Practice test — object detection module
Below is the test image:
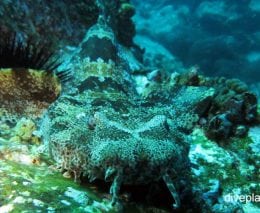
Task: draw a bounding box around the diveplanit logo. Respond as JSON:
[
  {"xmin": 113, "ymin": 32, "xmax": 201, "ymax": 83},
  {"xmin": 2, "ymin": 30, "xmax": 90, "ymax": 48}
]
[{"xmin": 224, "ymin": 193, "xmax": 260, "ymax": 204}]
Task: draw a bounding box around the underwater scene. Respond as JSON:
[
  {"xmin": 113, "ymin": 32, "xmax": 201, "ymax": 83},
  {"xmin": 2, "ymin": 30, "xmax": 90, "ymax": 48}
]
[{"xmin": 0, "ymin": 0, "xmax": 259, "ymax": 212}]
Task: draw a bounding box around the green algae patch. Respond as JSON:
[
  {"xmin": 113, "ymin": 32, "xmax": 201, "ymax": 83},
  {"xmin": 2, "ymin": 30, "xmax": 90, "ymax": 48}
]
[
  {"xmin": 227, "ymin": 136, "xmax": 253, "ymax": 151},
  {"xmin": 0, "ymin": 116, "xmax": 114, "ymax": 212},
  {"xmin": 191, "ymin": 128, "xmax": 214, "ymax": 149},
  {"xmin": 0, "ymin": 125, "xmax": 115, "ymax": 213},
  {"xmin": 257, "ymin": 104, "xmax": 260, "ymax": 123},
  {"xmin": 190, "ymin": 128, "xmax": 260, "ymax": 209},
  {"xmin": 0, "ymin": 158, "xmax": 114, "ymax": 212}
]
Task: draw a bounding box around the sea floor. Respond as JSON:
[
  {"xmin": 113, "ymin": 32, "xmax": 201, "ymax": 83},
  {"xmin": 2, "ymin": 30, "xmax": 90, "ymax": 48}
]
[{"xmin": 0, "ymin": 116, "xmax": 259, "ymax": 212}]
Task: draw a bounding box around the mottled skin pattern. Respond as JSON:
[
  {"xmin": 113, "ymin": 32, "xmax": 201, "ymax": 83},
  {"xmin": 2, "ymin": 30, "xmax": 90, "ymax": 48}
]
[
  {"xmin": 43, "ymin": 22, "xmax": 213, "ymax": 209},
  {"xmin": 0, "ymin": 1, "xmax": 257, "ymax": 211}
]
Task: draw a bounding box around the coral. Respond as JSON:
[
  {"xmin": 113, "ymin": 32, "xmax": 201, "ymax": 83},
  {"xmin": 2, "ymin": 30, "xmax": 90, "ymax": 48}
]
[
  {"xmin": 100, "ymin": 0, "xmax": 136, "ymax": 47},
  {"xmin": 10, "ymin": 118, "xmax": 40, "ymax": 144},
  {"xmin": 190, "ymin": 128, "xmax": 259, "ymax": 212},
  {"xmin": 204, "ymin": 78, "xmax": 258, "ymax": 139},
  {"xmin": 249, "ymin": 126, "xmax": 260, "ymax": 155},
  {"xmin": 0, "ymin": 0, "xmax": 99, "ymax": 47},
  {"xmin": 172, "ymin": 71, "xmax": 258, "ymax": 140},
  {"xmin": 0, "ymin": 68, "xmax": 61, "ymax": 117},
  {"xmin": 0, "ymin": 0, "xmax": 137, "ymax": 51},
  {"xmin": 0, "ymin": 33, "xmax": 71, "ymax": 117},
  {"xmin": 116, "ymin": 1, "xmax": 136, "ymax": 47}
]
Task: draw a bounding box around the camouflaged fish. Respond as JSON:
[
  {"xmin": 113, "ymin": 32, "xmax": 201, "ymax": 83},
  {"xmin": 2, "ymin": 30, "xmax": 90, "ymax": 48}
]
[{"xmin": 40, "ymin": 22, "xmax": 215, "ymax": 209}]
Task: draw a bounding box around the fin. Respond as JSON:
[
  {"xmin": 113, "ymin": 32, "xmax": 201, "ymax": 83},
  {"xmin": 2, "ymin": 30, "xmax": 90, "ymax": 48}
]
[
  {"xmin": 110, "ymin": 174, "xmax": 123, "ymax": 206},
  {"xmin": 88, "ymin": 174, "xmax": 97, "ymax": 183},
  {"xmin": 163, "ymin": 173, "xmax": 181, "ymax": 209},
  {"xmin": 105, "ymin": 167, "xmax": 116, "ymax": 181}
]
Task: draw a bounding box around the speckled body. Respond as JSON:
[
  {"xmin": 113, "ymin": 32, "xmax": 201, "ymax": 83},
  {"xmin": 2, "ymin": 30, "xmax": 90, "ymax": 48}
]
[{"xmin": 43, "ymin": 21, "xmax": 213, "ymax": 207}]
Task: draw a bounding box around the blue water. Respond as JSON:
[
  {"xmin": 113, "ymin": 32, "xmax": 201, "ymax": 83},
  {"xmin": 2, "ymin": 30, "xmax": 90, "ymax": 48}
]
[{"xmin": 132, "ymin": 0, "xmax": 260, "ymax": 89}]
